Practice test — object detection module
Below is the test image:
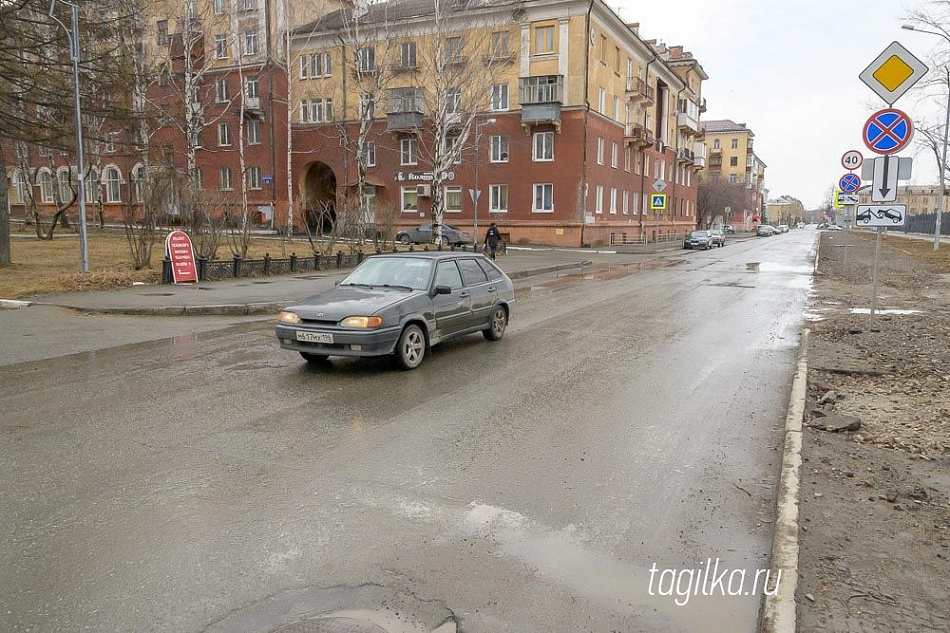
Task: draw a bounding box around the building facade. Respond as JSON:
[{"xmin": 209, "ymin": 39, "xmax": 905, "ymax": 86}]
[
  {"xmin": 856, "ymin": 185, "xmax": 943, "ymax": 217},
  {"xmin": 289, "ymin": 0, "xmax": 708, "ymax": 246},
  {"xmin": 700, "ymin": 119, "xmax": 765, "ymax": 230},
  {"xmin": 765, "ymin": 195, "xmax": 804, "ymax": 225}
]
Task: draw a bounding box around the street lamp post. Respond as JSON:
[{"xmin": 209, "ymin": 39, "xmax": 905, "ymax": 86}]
[
  {"xmin": 472, "ymin": 118, "xmax": 496, "ymax": 248},
  {"xmin": 903, "ymin": 24, "xmax": 948, "ymax": 250},
  {"xmin": 49, "ymin": 0, "xmax": 89, "ymax": 272}
]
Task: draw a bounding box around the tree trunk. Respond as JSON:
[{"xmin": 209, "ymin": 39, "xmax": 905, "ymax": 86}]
[{"xmin": 0, "ymin": 140, "xmax": 11, "ymax": 265}]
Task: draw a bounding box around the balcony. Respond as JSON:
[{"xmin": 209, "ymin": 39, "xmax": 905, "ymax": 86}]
[
  {"xmin": 692, "ymin": 142, "xmax": 707, "ymax": 169},
  {"xmin": 482, "ymin": 52, "xmax": 517, "ymax": 65},
  {"xmin": 624, "ymin": 124, "xmax": 654, "ymax": 148},
  {"xmin": 386, "ymin": 94, "xmax": 424, "ymax": 131},
  {"xmin": 393, "ymin": 62, "xmax": 418, "ymax": 74},
  {"xmin": 676, "ymin": 111, "xmax": 700, "ymax": 135},
  {"xmin": 243, "ymin": 95, "xmax": 263, "ymax": 118},
  {"xmin": 520, "ymin": 75, "xmax": 563, "ymax": 129},
  {"xmin": 676, "ymin": 147, "xmax": 694, "ymax": 164},
  {"xmin": 699, "ymin": 97, "xmax": 707, "ymax": 113},
  {"xmin": 625, "ymin": 77, "xmax": 654, "ymax": 103}
]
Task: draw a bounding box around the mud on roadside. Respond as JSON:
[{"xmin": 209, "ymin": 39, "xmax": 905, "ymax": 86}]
[{"xmin": 798, "ymin": 231, "xmax": 950, "ymax": 632}]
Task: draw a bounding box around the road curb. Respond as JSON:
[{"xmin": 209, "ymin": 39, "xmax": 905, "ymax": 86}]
[
  {"xmin": 759, "ymin": 328, "xmax": 809, "ymax": 633},
  {"xmin": 47, "ymin": 261, "xmax": 591, "ymax": 316},
  {"xmin": 0, "ymin": 299, "xmax": 33, "ymax": 310}
]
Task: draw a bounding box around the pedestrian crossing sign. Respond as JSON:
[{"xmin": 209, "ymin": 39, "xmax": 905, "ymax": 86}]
[{"xmin": 650, "ymin": 194, "xmax": 667, "ymax": 210}]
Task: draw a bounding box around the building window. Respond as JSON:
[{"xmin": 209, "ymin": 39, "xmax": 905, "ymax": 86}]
[
  {"xmin": 302, "ymin": 52, "xmax": 331, "ymax": 78},
  {"xmin": 599, "ymin": 35, "xmax": 608, "ymax": 63},
  {"xmin": 84, "ymin": 168, "xmax": 98, "ymax": 202},
  {"xmin": 104, "ymin": 167, "xmax": 122, "ymax": 203},
  {"xmin": 622, "ymin": 190, "xmax": 629, "ymax": 214},
  {"xmin": 400, "ymin": 137, "xmax": 417, "ymax": 165},
  {"xmin": 244, "ymin": 30, "xmax": 258, "ymax": 56},
  {"xmin": 611, "ymin": 142, "xmax": 618, "ymax": 168},
  {"xmin": 533, "ymin": 183, "xmax": 553, "ymax": 212},
  {"xmin": 157, "ymin": 20, "xmax": 168, "ymax": 46},
  {"xmin": 490, "ymin": 83, "xmax": 509, "ymax": 111},
  {"xmin": 490, "ymin": 135, "xmax": 508, "ymax": 163},
  {"xmin": 38, "ymin": 172, "xmax": 53, "ymax": 203},
  {"xmin": 195, "ymin": 167, "xmax": 203, "ymax": 190},
  {"xmin": 490, "ymin": 31, "xmax": 510, "ymax": 57},
  {"xmin": 534, "ymin": 25, "xmax": 554, "ymax": 54},
  {"xmin": 445, "ymin": 186, "xmax": 462, "ymax": 213},
  {"xmin": 358, "ymin": 47, "xmax": 375, "ymax": 72},
  {"xmin": 401, "ymin": 186, "xmax": 418, "ymax": 212},
  {"xmin": 105, "ymin": 132, "xmax": 117, "ymax": 154},
  {"xmin": 595, "ymin": 185, "xmax": 604, "ymax": 214},
  {"xmin": 11, "ymin": 170, "xmax": 25, "ymax": 203},
  {"xmin": 729, "ymin": 174, "xmax": 738, "ymax": 184},
  {"xmin": 359, "ymin": 93, "xmax": 376, "ymax": 119},
  {"xmin": 218, "ymin": 123, "xmax": 231, "ymax": 146},
  {"xmin": 713, "ymin": 138, "xmax": 720, "ymax": 149},
  {"xmin": 624, "ymin": 146, "xmax": 631, "ymax": 172},
  {"xmin": 57, "ymin": 170, "xmax": 72, "ymax": 202},
  {"xmin": 596, "ymin": 137, "xmax": 604, "ymax": 165},
  {"xmin": 610, "ymin": 187, "xmax": 617, "ymax": 214},
  {"xmin": 309, "ymin": 98, "xmax": 333, "ymax": 122},
  {"xmin": 445, "ymin": 133, "xmax": 461, "ymax": 164},
  {"xmin": 446, "ymin": 87, "xmax": 461, "ymax": 114},
  {"xmin": 214, "ymin": 35, "xmax": 228, "ymax": 59},
  {"xmin": 243, "ymin": 0, "xmax": 257, "ymax": 10},
  {"xmin": 613, "ymin": 96, "xmax": 620, "ymax": 121},
  {"xmin": 216, "ymin": 78, "xmax": 228, "ymax": 102},
  {"xmin": 598, "ymin": 88, "xmax": 606, "ymax": 113},
  {"xmin": 247, "ymin": 119, "xmax": 261, "ymax": 144},
  {"xmin": 730, "ymin": 156, "xmax": 738, "ymax": 167},
  {"xmin": 533, "ymin": 131, "xmax": 554, "ymax": 161},
  {"xmin": 364, "ymin": 141, "xmax": 376, "ymax": 167},
  {"xmin": 489, "ymin": 184, "xmax": 508, "ymax": 213},
  {"xmin": 245, "ymin": 77, "xmax": 259, "ymax": 99},
  {"xmin": 214, "ymin": 0, "xmax": 225, "ymax": 14},
  {"xmin": 248, "ymin": 166, "xmax": 262, "ymax": 189},
  {"xmin": 731, "ymin": 138, "xmax": 739, "ymax": 149},
  {"xmin": 219, "ymin": 167, "xmax": 233, "ymax": 190},
  {"xmin": 444, "ymin": 37, "xmax": 462, "ymax": 63},
  {"xmin": 132, "ymin": 166, "xmax": 145, "ymax": 202},
  {"xmin": 401, "ymin": 41, "xmax": 416, "ymax": 68}
]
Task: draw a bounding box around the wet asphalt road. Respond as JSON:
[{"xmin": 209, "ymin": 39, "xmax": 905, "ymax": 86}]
[{"xmin": 0, "ymin": 230, "xmax": 818, "ymax": 632}]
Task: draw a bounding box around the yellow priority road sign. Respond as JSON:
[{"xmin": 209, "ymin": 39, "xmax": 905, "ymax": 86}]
[
  {"xmin": 650, "ymin": 193, "xmax": 667, "ymax": 210},
  {"xmin": 859, "ymin": 41, "xmax": 928, "ymax": 106}
]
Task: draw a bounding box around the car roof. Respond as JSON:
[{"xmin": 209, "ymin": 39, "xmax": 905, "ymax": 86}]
[{"xmin": 368, "ymin": 251, "xmax": 482, "ymax": 260}]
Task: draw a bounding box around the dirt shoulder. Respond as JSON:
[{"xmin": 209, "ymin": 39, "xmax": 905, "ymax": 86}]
[{"xmin": 798, "ymin": 230, "xmax": 950, "ymax": 632}]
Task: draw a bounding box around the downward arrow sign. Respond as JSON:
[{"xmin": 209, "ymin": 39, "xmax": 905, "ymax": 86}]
[{"xmin": 879, "ymin": 156, "xmax": 891, "ymax": 198}]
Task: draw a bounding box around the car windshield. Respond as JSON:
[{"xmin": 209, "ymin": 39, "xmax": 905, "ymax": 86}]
[
  {"xmin": 690, "ymin": 231, "xmax": 709, "ymax": 238},
  {"xmin": 340, "ymin": 257, "xmax": 434, "ymax": 291}
]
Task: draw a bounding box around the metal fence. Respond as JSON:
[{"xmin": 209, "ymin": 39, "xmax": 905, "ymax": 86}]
[
  {"xmin": 899, "ymin": 212, "xmax": 950, "ymax": 236},
  {"xmin": 161, "ymin": 243, "xmax": 486, "ymax": 283}
]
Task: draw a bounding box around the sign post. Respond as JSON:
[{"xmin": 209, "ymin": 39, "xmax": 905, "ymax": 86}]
[
  {"xmin": 870, "ymin": 229, "xmax": 883, "ymax": 328},
  {"xmin": 165, "ymin": 230, "xmax": 198, "ymax": 284}
]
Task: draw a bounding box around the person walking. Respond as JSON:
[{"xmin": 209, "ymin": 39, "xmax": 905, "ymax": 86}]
[{"xmin": 484, "ymin": 222, "xmax": 502, "ymax": 261}]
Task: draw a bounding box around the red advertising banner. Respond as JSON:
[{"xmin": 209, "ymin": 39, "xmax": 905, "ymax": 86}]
[{"xmin": 165, "ymin": 230, "xmax": 198, "ymax": 284}]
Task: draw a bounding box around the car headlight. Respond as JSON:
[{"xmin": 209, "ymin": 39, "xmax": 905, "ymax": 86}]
[
  {"xmin": 340, "ymin": 315, "xmax": 383, "ymax": 328},
  {"xmin": 277, "ymin": 311, "xmax": 300, "ymax": 324}
]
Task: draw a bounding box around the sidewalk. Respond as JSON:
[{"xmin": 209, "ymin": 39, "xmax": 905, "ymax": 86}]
[{"xmin": 31, "ymin": 249, "xmax": 663, "ymax": 316}]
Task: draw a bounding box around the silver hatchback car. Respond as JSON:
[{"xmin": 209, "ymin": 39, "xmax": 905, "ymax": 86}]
[{"xmin": 275, "ymin": 252, "xmax": 515, "ymax": 370}]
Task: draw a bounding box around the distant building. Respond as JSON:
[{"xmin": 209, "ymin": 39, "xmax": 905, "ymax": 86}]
[
  {"xmin": 700, "ymin": 119, "xmax": 766, "ymax": 229},
  {"xmin": 765, "ymin": 195, "xmax": 804, "ymax": 224},
  {"xmin": 857, "ymin": 185, "xmax": 945, "ymax": 217}
]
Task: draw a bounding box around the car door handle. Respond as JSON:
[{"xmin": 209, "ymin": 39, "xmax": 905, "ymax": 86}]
[
  {"xmin": 487, "ymin": 286, "xmax": 497, "ymax": 292},
  {"xmin": 458, "ymin": 292, "xmax": 470, "ymax": 298}
]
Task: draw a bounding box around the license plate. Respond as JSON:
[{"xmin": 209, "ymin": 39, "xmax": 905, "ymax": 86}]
[{"xmin": 296, "ymin": 331, "xmax": 333, "ymax": 344}]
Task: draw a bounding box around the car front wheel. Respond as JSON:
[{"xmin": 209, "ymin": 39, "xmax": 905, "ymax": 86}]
[
  {"xmin": 399, "ymin": 234, "xmax": 411, "ymax": 245},
  {"xmin": 395, "ymin": 324, "xmax": 426, "ymax": 370},
  {"xmin": 484, "ymin": 306, "xmax": 507, "ymax": 341}
]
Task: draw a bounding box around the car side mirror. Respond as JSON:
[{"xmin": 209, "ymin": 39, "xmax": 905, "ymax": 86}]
[
  {"xmin": 334, "ymin": 280, "xmax": 340, "ymax": 286},
  {"xmin": 433, "ymin": 285, "xmax": 452, "ymax": 295}
]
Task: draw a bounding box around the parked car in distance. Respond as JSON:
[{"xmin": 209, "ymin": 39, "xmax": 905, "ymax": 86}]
[
  {"xmin": 826, "ymin": 224, "xmax": 843, "ymax": 231},
  {"xmin": 777, "ymin": 224, "xmax": 789, "ymax": 233},
  {"xmin": 396, "ymin": 223, "xmax": 473, "ymax": 245},
  {"xmin": 707, "ymin": 228, "xmax": 726, "ymax": 247},
  {"xmin": 724, "ymin": 225, "xmax": 736, "ymax": 234},
  {"xmin": 756, "ymin": 225, "xmax": 779, "ymax": 237},
  {"xmin": 275, "ymin": 252, "xmax": 514, "ymax": 370},
  {"xmin": 684, "ymin": 230, "xmax": 723, "ymax": 249}
]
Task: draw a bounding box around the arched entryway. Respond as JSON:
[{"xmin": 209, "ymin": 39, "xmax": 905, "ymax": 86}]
[{"xmin": 301, "ymin": 161, "xmax": 337, "ymax": 234}]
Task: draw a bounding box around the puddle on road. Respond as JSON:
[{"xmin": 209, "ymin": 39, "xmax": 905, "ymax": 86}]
[
  {"xmin": 515, "ymin": 259, "xmax": 686, "ymax": 298},
  {"xmin": 746, "ymin": 262, "xmax": 813, "ymax": 274},
  {"xmin": 850, "ymin": 308, "xmax": 922, "ymax": 315}
]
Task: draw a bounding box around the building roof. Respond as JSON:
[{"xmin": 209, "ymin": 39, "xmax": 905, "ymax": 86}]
[
  {"xmin": 295, "ymin": 0, "xmax": 519, "ymax": 35},
  {"xmin": 701, "ymin": 119, "xmax": 754, "ymax": 135}
]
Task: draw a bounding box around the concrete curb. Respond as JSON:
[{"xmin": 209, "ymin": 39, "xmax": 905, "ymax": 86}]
[
  {"xmin": 0, "ymin": 299, "xmax": 33, "ymax": 310},
  {"xmin": 759, "ymin": 328, "xmax": 809, "ymax": 633},
  {"xmin": 50, "ymin": 261, "xmax": 592, "ymax": 316}
]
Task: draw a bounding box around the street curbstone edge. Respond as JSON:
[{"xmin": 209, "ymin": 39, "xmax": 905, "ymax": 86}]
[{"xmin": 0, "ymin": 299, "xmax": 33, "ymax": 310}]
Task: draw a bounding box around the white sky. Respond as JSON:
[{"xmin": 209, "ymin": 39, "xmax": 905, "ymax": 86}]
[{"xmin": 616, "ymin": 0, "xmax": 939, "ymax": 208}]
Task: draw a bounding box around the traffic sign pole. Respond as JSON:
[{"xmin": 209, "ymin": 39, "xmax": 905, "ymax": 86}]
[{"xmin": 870, "ymin": 229, "xmax": 883, "ymax": 328}]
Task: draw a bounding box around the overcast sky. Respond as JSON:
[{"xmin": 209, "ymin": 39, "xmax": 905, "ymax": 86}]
[{"xmin": 617, "ymin": 0, "xmax": 941, "ymax": 208}]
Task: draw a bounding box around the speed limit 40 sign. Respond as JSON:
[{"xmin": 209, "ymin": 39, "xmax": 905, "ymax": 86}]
[{"xmin": 842, "ymin": 150, "xmax": 863, "ymax": 171}]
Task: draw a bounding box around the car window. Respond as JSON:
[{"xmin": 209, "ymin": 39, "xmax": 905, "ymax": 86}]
[
  {"xmin": 476, "ymin": 258, "xmax": 504, "ymax": 281},
  {"xmin": 419, "ymin": 224, "xmax": 432, "ymax": 231},
  {"xmin": 340, "ymin": 256, "xmax": 433, "ymax": 290},
  {"xmin": 435, "ymin": 261, "xmax": 463, "ymax": 290},
  {"xmin": 457, "ymin": 258, "xmax": 489, "ymax": 286}
]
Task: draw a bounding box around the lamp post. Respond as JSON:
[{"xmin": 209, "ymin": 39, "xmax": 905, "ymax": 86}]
[
  {"xmin": 472, "ymin": 117, "xmax": 496, "ymax": 247},
  {"xmin": 902, "ymin": 23, "xmax": 947, "ymax": 251},
  {"xmin": 48, "ymin": 0, "xmax": 89, "ymax": 272}
]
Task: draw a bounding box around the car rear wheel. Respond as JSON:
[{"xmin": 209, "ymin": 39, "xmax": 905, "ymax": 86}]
[
  {"xmin": 395, "ymin": 324, "xmax": 426, "ymax": 370},
  {"xmin": 399, "ymin": 234, "xmax": 410, "ymax": 245},
  {"xmin": 483, "ymin": 306, "xmax": 507, "ymax": 341},
  {"xmin": 300, "ymin": 352, "xmax": 328, "ymax": 363}
]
